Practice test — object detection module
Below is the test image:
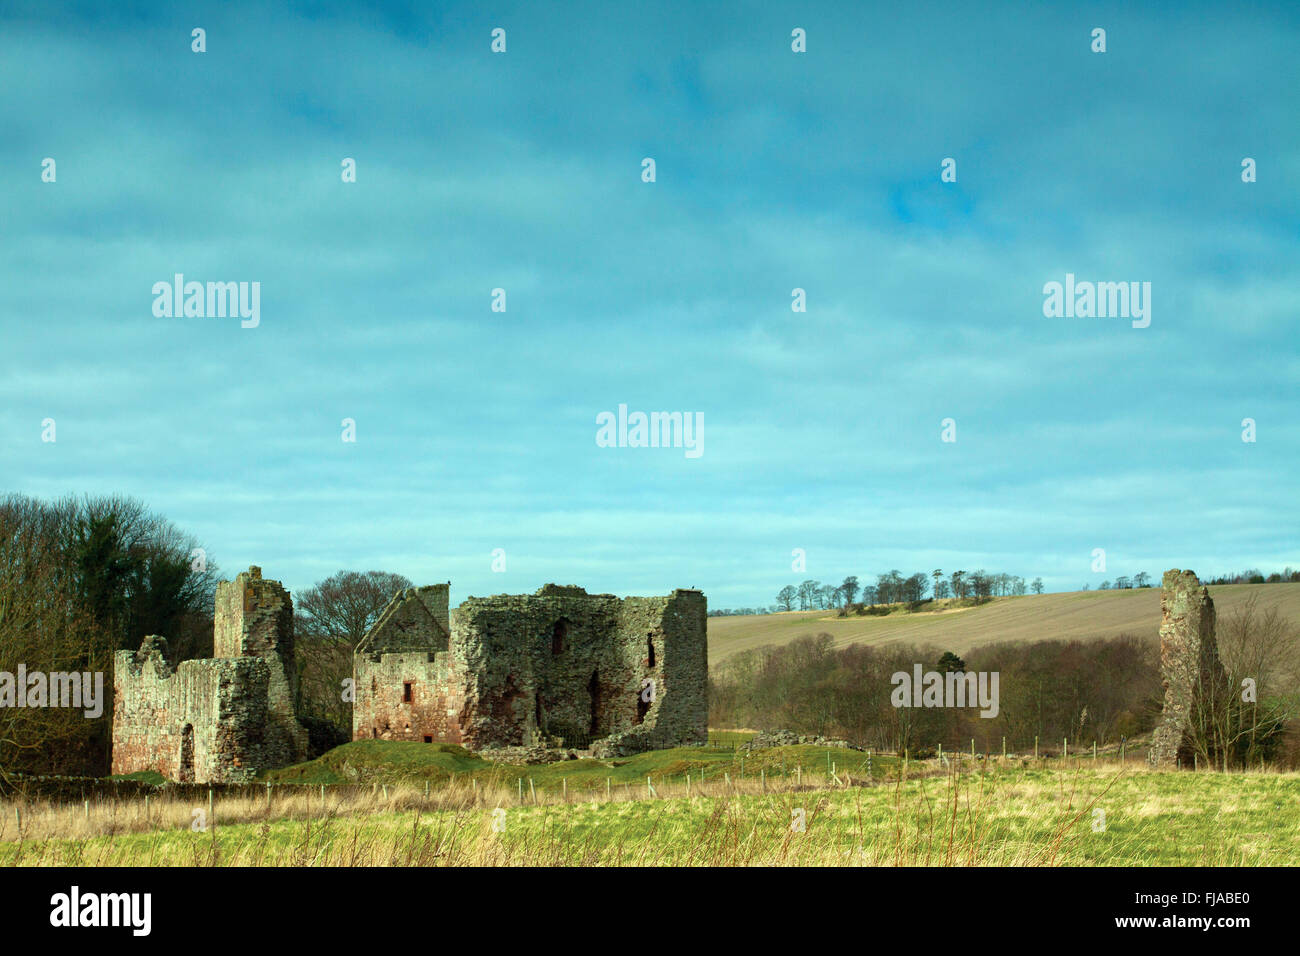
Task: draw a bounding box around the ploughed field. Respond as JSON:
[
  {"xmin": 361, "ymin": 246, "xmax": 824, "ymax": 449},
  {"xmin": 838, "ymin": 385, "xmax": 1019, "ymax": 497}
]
[{"xmin": 708, "ymin": 583, "xmax": 1300, "ymax": 662}]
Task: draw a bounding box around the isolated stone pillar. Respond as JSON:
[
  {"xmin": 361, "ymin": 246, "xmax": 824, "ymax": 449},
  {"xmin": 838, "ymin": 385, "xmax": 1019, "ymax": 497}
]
[{"xmin": 1148, "ymin": 570, "xmax": 1228, "ymax": 768}]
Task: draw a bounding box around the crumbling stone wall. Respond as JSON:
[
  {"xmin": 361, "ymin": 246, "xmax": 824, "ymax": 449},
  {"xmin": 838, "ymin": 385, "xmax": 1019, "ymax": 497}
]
[
  {"xmin": 352, "ymin": 583, "xmax": 708, "ymax": 754},
  {"xmin": 111, "ymin": 636, "xmax": 274, "ymax": 783},
  {"xmin": 1148, "ymin": 569, "xmax": 1230, "ymax": 768},
  {"xmin": 112, "ymin": 566, "xmax": 309, "ymax": 783},
  {"xmin": 214, "ymin": 567, "xmax": 308, "ymax": 765}
]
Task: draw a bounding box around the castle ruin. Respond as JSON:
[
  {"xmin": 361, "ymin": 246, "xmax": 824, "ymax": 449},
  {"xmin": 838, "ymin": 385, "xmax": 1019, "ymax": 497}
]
[
  {"xmin": 1148, "ymin": 569, "xmax": 1230, "ymax": 768},
  {"xmin": 112, "ymin": 569, "xmax": 709, "ymax": 782},
  {"xmin": 112, "ymin": 567, "xmax": 309, "ymax": 783},
  {"xmin": 353, "ymin": 583, "xmax": 708, "ymax": 756}
]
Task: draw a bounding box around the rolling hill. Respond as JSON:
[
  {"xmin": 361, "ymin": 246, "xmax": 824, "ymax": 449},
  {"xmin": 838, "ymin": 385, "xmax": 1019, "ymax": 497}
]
[{"xmin": 707, "ymin": 583, "xmax": 1300, "ymax": 663}]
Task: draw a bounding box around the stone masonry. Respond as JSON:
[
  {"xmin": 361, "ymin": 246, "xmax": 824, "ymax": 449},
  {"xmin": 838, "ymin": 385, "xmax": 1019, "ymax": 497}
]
[
  {"xmin": 1147, "ymin": 569, "xmax": 1230, "ymax": 768},
  {"xmin": 353, "ymin": 584, "xmax": 708, "ymax": 755},
  {"xmin": 112, "ymin": 567, "xmax": 310, "ymax": 783}
]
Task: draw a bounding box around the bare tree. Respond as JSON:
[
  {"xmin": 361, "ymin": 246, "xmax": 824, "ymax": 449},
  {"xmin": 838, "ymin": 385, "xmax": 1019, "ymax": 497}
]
[
  {"xmin": 776, "ymin": 585, "xmax": 797, "ymax": 612},
  {"xmin": 295, "ymin": 570, "xmax": 413, "ymax": 731},
  {"xmin": 1215, "ymin": 594, "xmax": 1300, "ymax": 766},
  {"xmin": 840, "ymin": 576, "xmax": 860, "ymax": 606}
]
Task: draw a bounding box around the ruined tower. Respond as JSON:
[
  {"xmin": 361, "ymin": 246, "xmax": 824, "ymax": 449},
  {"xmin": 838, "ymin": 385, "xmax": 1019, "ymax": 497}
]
[
  {"xmin": 213, "ymin": 566, "xmax": 309, "ymax": 766},
  {"xmin": 1147, "ymin": 569, "xmax": 1229, "ymax": 768}
]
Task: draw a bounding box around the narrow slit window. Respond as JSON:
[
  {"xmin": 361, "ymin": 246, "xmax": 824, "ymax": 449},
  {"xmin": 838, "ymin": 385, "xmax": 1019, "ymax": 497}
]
[{"xmin": 403, "ymin": 681, "xmax": 414, "ymax": 703}]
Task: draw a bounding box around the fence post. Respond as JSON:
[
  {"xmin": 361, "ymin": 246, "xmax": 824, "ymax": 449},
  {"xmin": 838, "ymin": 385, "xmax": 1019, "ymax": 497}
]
[
  {"xmin": 529, "ymin": 778, "xmax": 536, "ymax": 803},
  {"xmin": 606, "ymin": 777, "xmax": 611, "ymax": 800},
  {"xmin": 1093, "ymin": 740, "xmax": 1097, "ymax": 761},
  {"xmin": 1002, "ymin": 736, "xmax": 1006, "ymax": 760},
  {"xmin": 1063, "ymin": 738, "xmax": 1068, "ymax": 761},
  {"xmin": 207, "ymin": 789, "xmax": 213, "ymax": 829},
  {"xmin": 1034, "ymin": 735, "xmax": 1038, "ymax": 759}
]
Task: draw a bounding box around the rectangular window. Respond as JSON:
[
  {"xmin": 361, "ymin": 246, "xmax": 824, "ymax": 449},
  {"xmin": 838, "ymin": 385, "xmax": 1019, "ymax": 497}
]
[
  {"xmin": 423, "ymin": 735, "xmax": 433, "ymax": 743},
  {"xmin": 403, "ymin": 681, "xmax": 414, "ymax": 703}
]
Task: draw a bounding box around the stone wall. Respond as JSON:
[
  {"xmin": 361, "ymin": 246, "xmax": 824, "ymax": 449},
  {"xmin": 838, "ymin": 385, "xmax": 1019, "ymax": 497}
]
[
  {"xmin": 213, "ymin": 566, "xmax": 308, "ymax": 765},
  {"xmin": 1148, "ymin": 569, "xmax": 1230, "ymax": 768},
  {"xmin": 112, "ymin": 565, "xmax": 310, "ymax": 783},
  {"xmin": 111, "ymin": 635, "xmax": 274, "ymax": 783},
  {"xmin": 602, "ymin": 589, "xmax": 709, "ymax": 754},
  {"xmin": 352, "ymin": 651, "xmax": 463, "ymax": 743},
  {"xmin": 351, "ymin": 583, "xmax": 708, "ymax": 753},
  {"xmin": 356, "ymin": 585, "xmax": 450, "ymax": 656}
]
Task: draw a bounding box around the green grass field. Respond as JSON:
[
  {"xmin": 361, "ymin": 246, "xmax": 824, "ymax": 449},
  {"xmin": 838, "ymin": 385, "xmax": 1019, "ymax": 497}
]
[
  {"xmin": 708, "ymin": 583, "xmax": 1300, "ymax": 662},
  {"xmin": 7, "ymin": 761, "xmax": 1298, "ymax": 866}
]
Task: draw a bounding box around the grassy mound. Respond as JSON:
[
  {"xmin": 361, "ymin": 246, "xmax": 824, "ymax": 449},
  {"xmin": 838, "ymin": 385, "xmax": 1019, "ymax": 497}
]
[{"xmin": 262, "ymin": 739, "xmax": 887, "ymax": 789}]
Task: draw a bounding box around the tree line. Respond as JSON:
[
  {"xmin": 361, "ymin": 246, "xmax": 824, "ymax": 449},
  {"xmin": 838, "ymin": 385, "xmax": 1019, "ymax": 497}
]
[
  {"xmin": 1083, "ymin": 572, "xmax": 1153, "ymax": 590},
  {"xmin": 1204, "ymin": 568, "xmax": 1300, "ymax": 585},
  {"xmin": 775, "ymin": 570, "xmax": 1045, "ymax": 612}
]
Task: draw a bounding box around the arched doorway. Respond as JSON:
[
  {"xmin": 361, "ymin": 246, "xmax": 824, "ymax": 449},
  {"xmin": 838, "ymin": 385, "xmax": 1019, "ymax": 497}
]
[{"xmin": 178, "ymin": 724, "xmax": 195, "ymax": 783}]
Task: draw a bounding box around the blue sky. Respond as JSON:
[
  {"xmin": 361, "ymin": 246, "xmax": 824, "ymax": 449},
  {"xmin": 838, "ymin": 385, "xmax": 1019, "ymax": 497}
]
[{"xmin": 2, "ymin": 1, "xmax": 1297, "ymax": 610}]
